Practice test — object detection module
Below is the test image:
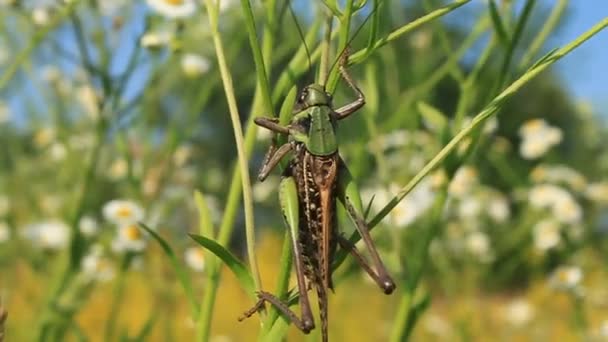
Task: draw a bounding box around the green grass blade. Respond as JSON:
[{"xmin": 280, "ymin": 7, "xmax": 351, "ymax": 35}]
[
  {"xmin": 139, "ymin": 223, "xmax": 198, "ymax": 318},
  {"xmin": 194, "ymin": 191, "xmax": 215, "ymax": 239},
  {"xmin": 417, "ymin": 101, "xmax": 448, "ymax": 133},
  {"xmin": 189, "ymin": 234, "xmax": 256, "ymax": 298},
  {"xmin": 488, "ymin": 0, "xmax": 510, "ymax": 48}
]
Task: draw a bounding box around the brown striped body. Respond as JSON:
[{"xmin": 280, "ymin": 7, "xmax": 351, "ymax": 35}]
[{"xmin": 287, "ymin": 142, "xmax": 339, "ymax": 342}]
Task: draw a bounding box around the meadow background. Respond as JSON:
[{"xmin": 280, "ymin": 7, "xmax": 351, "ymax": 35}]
[{"xmin": 1, "ymin": 0, "xmax": 608, "ymax": 341}]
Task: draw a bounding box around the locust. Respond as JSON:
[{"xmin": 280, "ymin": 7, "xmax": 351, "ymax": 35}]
[{"xmin": 239, "ymin": 51, "xmax": 395, "ymax": 341}]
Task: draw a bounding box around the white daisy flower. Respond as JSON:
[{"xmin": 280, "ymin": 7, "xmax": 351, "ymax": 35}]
[
  {"xmin": 49, "ymin": 142, "xmax": 67, "ymax": 161},
  {"xmin": 32, "ymin": 7, "xmax": 51, "ymax": 26},
  {"xmin": 103, "ymin": 199, "xmax": 145, "ymax": 225},
  {"xmin": 76, "ymin": 85, "xmax": 100, "ymax": 120},
  {"xmin": 466, "ymin": 231, "xmax": 492, "ymax": 262},
  {"xmin": 553, "ymin": 196, "xmax": 582, "ymax": 224},
  {"xmin": 184, "ymin": 247, "xmax": 205, "ymax": 272},
  {"xmin": 181, "ymin": 53, "xmax": 211, "ymax": 78},
  {"xmin": 81, "ymin": 245, "xmax": 115, "ymax": 282},
  {"xmin": 530, "ymin": 164, "xmax": 587, "ymax": 191},
  {"xmin": 528, "ymin": 184, "xmax": 582, "ymax": 224},
  {"xmin": 448, "ymin": 166, "xmax": 478, "ymax": 198},
  {"xmin": 146, "ymin": 0, "xmax": 196, "ymax": 19},
  {"xmin": 34, "ymin": 127, "xmax": 56, "ymax": 148},
  {"xmin": 111, "ymin": 224, "xmax": 147, "ymax": 253},
  {"xmin": 25, "ymin": 220, "xmax": 70, "ymax": 250},
  {"xmin": 0, "ymin": 222, "xmax": 10, "ymax": 243},
  {"xmin": 487, "ymin": 194, "xmax": 510, "ymax": 223},
  {"xmin": 457, "ymin": 196, "xmax": 482, "ymax": 219},
  {"xmin": 585, "ymin": 182, "xmax": 608, "ymax": 204},
  {"xmin": 140, "ymin": 30, "xmax": 173, "ymax": 49},
  {"xmin": 504, "ymin": 299, "xmax": 534, "ymax": 326},
  {"xmin": 79, "ymin": 215, "xmax": 99, "ymax": 237},
  {"xmin": 107, "ymin": 158, "xmax": 129, "ymax": 180},
  {"xmin": 528, "ymin": 184, "xmax": 569, "ymax": 208},
  {"xmin": 549, "ymin": 265, "xmax": 583, "ymax": 291},
  {"xmin": 533, "ymin": 219, "xmax": 561, "ymax": 251},
  {"xmin": 173, "ymin": 144, "xmax": 193, "ymax": 167},
  {"xmin": 518, "ymin": 119, "xmax": 562, "ymax": 159},
  {"xmin": 390, "ymin": 179, "xmax": 435, "ymax": 228}
]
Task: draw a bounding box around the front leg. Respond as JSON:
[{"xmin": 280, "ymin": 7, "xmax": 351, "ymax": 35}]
[
  {"xmin": 258, "ymin": 143, "xmax": 292, "ymax": 181},
  {"xmin": 255, "ymin": 117, "xmax": 290, "ymax": 134},
  {"xmin": 334, "ymin": 49, "xmax": 365, "ymax": 120},
  {"xmin": 239, "ymin": 177, "xmax": 315, "ymax": 333},
  {"xmin": 337, "ymin": 162, "xmax": 396, "ymax": 294}
]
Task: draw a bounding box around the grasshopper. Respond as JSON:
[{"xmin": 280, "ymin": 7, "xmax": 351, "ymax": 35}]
[{"xmin": 239, "ymin": 51, "xmax": 395, "ymax": 341}]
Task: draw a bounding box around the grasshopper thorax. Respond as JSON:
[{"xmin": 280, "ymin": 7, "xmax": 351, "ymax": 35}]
[
  {"xmin": 299, "ymin": 83, "xmax": 332, "ymax": 108},
  {"xmin": 290, "ymin": 84, "xmax": 338, "ymax": 156}
]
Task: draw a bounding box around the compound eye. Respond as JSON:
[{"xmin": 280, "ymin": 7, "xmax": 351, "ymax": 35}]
[{"xmin": 299, "ymin": 89, "xmax": 308, "ymax": 103}]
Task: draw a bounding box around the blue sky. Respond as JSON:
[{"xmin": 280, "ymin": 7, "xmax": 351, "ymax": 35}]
[{"xmin": 553, "ymin": 2, "xmax": 608, "ymax": 119}]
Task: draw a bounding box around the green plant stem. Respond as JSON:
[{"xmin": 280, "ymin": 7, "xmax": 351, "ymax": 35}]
[
  {"xmin": 389, "ymin": 292, "xmax": 413, "ymax": 342},
  {"xmin": 326, "ymin": 0, "xmax": 354, "ymax": 91},
  {"xmin": 319, "ymin": 12, "xmax": 333, "ymax": 85},
  {"xmin": 196, "ymin": 2, "xmax": 263, "ymax": 340},
  {"xmin": 240, "ymin": 0, "xmax": 274, "ymax": 117},
  {"xmin": 104, "ymin": 259, "xmax": 128, "ymax": 341},
  {"xmin": 493, "ymin": 0, "xmax": 536, "ymax": 93},
  {"xmin": 518, "ymin": 0, "xmax": 567, "ymax": 68},
  {"xmin": 349, "ymin": 0, "xmax": 472, "ymax": 64}
]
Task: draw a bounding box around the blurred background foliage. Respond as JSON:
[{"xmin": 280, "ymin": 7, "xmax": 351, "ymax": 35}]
[{"xmin": 0, "ymin": 0, "xmax": 607, "ymax": 341}]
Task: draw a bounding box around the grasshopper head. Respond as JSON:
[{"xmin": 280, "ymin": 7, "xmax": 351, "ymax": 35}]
[
  {"xmin": 291, "ymin": 84, "xmax": 338, "ymax": 156},
  {"xmin": 298, "ymin": 83, "xmax": 332, "ymax": 108}
]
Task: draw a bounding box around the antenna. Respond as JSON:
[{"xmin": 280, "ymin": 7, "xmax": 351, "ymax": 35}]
[
  {"xmin": 288, "ymin": 2, "xmax": 312, "ymax": 77},
  {"xmin": 325, "ymin": 0, "xmax": 384, "ymax": 86}
]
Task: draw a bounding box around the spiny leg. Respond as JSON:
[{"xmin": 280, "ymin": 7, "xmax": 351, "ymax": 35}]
[
  {"xmin": 254, "ymin": 117, "xmax": 290, "ymax": 134},
  {"xmin": 336, "ymin": 235, "xmax": 392, "ymax": 292},
  {"xmin": 337, "ymin": 163, "xmax": 395, "ymax": 294},
  {"xmin": 258, "ymin": 143, "xmax": 292, "ymax": 181},
  {"xmin": 239, "ymin": 177, "xmax": 315, "ymax": 333},
  {"xmin": 334, "ymin": 48, "xmax": 365, "ymax": 120}
]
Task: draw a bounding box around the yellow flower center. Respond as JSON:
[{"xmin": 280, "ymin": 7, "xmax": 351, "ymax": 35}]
[
  {"xmin": 523, "ymin": 119, "xmax": 543, "ymax": 132},
  {"xmin": 124, "ymin": 225, "xmax": 141, "ymax": 240},
  {"xmin": 164, "ymin": 0, "xmax": 184, "ymax": 5},
  {"xmin": 116, "ymin": 206, "xmax": 133, "ymax": 219},
  {"xmin": 193, "ymin": 249, "xmax": 205, "ymax": 261}
]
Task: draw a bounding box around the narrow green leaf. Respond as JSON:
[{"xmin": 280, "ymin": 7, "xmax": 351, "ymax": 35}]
[
  {"xmin": 132, "ymin": 312, "xmax": 158, "ymax": 342},
  {"xmin": 194, "ymin": 191, "xmax": 215, "ymax": 238},
  {"xmin": 189, "ymin": 234, "xmax": 256, "ymax": 298},
  {"xmin": 417, "ymin": 101, "xmax": 447, "ymax": 133},
  {"xmin": 528, "ymin": 48, "xmax": 558, "ymax": 70},
  {"xmin": 488, "ymin": 0, "xmax": 510, "ymax": 47},
  {"xmin": 403, "ymin": 292, "xmax": 432, "ymax": 340},
  {"xmin": 364, "ymin": 195, "xmax": 376, "ymax": 220},
  {"xmin": 139, "ymin": 223, "xmax": 198, "ymax": 317}
]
